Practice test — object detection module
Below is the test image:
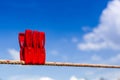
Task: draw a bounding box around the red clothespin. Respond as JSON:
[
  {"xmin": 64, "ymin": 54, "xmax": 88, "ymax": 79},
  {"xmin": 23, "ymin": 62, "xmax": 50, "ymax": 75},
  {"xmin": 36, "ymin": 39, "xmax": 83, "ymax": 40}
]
[
  {"xmin": 33, "ymin": 31, "xmax": 39, "ymax": 64},
  {"xmin": 38, "ymin": 32, "xmax": 46, "ymax": 64},
  {"xmin": 18, "ymin": 29, "xmax": 46, "ymax": 65},
  {"xmin": 19, "ymin": 33, "xmax": 25, "ymax": 61},
  {"xmin": 24, "ymin": 30, "xmax": 34, "ymax": 64}
]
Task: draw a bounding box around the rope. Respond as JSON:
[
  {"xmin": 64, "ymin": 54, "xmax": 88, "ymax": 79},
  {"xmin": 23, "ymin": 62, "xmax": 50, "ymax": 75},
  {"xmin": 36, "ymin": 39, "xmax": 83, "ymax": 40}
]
[
  {"xmin": 0, "ymin": 60, "xmax": 120, "ymax": 68},
  {"xmin": 0, "ymin": 60, "xmax": 24, "ymax": 64}
]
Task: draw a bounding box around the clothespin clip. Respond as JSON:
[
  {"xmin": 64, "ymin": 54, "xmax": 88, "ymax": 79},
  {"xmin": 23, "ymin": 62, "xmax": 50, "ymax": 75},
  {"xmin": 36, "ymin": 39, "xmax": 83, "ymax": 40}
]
[{"xmin": 18, "ymin": 30, "xmax": 46, "ymax": 65}]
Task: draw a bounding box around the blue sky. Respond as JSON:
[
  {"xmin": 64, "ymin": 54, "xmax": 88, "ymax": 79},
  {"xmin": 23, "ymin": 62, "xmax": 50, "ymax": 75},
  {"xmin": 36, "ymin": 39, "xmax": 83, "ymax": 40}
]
[{"xmin": 0, "ymin": 0, "xmax": 120, "ymax": 80}]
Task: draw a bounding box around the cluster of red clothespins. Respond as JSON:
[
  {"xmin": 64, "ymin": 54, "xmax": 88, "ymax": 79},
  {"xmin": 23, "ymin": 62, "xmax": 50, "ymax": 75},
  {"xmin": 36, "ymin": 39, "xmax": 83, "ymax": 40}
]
[{"xmin": 18, "ymin": 30, "xmax": 46, "ymax": 65}]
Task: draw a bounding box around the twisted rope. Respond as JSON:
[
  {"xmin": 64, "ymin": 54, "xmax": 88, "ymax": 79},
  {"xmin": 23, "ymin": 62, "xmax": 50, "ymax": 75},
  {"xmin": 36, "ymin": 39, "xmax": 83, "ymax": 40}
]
[{"xmin": 0, "ymin": 60, "xmax": 120, "ymax": 68}]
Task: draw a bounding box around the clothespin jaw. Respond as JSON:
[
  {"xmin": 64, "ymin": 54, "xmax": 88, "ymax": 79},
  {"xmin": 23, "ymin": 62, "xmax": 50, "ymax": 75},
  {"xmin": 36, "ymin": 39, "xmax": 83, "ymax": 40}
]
[
  {"xmin": 19, "ymin": 33, "xmax": 25, "ymax": 61},
  {"xmin": 18, "ymin": 30, "xmax": 46, "ymax": 65}
]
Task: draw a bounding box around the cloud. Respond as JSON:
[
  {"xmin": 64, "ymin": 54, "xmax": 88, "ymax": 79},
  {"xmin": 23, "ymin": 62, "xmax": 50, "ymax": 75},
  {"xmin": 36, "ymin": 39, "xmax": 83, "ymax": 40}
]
[
  {"xmin": 8, "ymin": 73, "xmax": 120, "ymax": 80},
  {"xmin": 39, "ymin": 77, "xmax": 54, "ymax": 80},
  {"xmin": 70, "ymin": 76, "xmax": 86, "ymax": 80},
  {"xmin": 70, "ymin": 76, "xmax": 77, "ymax": 80},
  {"xmin": 8, "ymin": 48, "xmax": 19, "ymax": 60},
  {"xmin": 78, "ymin": 0, "xmax": 120, "ymax": 51},
  {"xmin": 8, "ymin": 75, "xmax": 54, "ymax": 80}
]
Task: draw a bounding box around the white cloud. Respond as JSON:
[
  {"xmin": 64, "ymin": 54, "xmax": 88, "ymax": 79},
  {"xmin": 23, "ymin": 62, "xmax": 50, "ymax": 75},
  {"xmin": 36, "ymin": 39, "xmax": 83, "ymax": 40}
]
[
  {"xmin": 8, "ymin": 75, "xmax": 54, "ymax": 80},
  {"xmin": 8, "ymin": 48, "xmax": 19, "ymax": 60},
  {"xmin": 70, "ymin": 76, "xmax": 78, "ymax": 80},
  {"xmin": 79, "ymin": 78, "xmax": 86, "ymax": 80},
  {"xmin": 8, "ymin": 73, "xmax": 120, "ymax": 80},
  {"xmin": 78, "ymin": 0, "xmax": 120, "ymax": 51},
  {"xmin": 39, "ymin": 77, "xmax": 54, "ymax": 80},
  {"xmin": 70, "ymin": 71, "xmax": 120, "ymax": 80},
  {"xmin": 70, "ymin": 76, "xmax": 86, "ymax": 80},
  {"xmin": 78, "ymin": 42, "xmax": 107, "ymax": 51}
]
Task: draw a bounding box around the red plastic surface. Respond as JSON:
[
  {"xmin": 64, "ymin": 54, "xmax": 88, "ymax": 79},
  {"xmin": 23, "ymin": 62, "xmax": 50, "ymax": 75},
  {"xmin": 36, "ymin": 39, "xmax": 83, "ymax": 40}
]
[
  {"xmin": 19, "ymin": 33, "xmax": 25, "ymax": 61},
  {"xmin": 33, "ymin": 31, "xmax": 39, "ymax": 64},
  {"xmin": 18, "ymin": 30, "xmax": 46, "ymax": 65}
]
